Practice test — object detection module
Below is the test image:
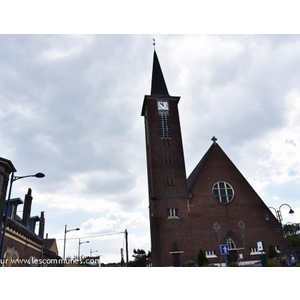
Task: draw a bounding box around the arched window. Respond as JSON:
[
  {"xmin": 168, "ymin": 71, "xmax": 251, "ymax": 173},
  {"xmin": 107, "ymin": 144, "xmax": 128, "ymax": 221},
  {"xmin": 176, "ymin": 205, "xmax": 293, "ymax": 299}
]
[
  {"xmin": 3, "ymin": 247, "xmax": 19, "ymax": 267},
  {"xmin": 226, "ymin": 237, "xmax": 236, "ymax": 250}
]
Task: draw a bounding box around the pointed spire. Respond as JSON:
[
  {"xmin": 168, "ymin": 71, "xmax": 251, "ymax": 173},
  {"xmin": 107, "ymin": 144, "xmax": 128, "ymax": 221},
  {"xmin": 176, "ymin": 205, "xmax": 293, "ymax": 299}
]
[{"xmin": 151, "ymin": 51, "xmax": 169, "ymax": 96}]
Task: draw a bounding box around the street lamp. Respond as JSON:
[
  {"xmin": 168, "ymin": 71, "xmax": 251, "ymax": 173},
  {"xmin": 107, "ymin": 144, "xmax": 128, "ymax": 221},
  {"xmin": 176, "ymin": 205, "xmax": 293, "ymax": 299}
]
[
  {"xmin": 0, "ymin": 172, "xmax": 45, "ymax": 266},
  {"xmin": 264, "ymin": 204, "xmax": 295, "ymax": 264},
  {"xmin": 90, "ymin": 249, "xmax": 98, "ymax": 256},
  {"xmin": 213, "ymin": 222, "xmax": 222, "ymax": 267},
  {"xmin": 238, "ymin": 220, "xmax": 245, "ymax": 248},
  {"xmin": 78, "ymin": 239, "xmax": 89, "ymax": 266},
  {"xmin": 13, "ymin": 173, "xmax": 45, "ymax": 181},
  {"xmin": 63, "ymin": 225, "xmax": 80, "ymax": 261}
]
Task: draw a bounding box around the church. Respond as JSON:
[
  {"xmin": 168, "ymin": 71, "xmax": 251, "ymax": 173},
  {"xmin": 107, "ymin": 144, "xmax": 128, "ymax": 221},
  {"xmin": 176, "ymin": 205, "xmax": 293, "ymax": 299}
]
[{"xmin": 141, "ymin": 50, "xmax": 285, "ymax": 267}]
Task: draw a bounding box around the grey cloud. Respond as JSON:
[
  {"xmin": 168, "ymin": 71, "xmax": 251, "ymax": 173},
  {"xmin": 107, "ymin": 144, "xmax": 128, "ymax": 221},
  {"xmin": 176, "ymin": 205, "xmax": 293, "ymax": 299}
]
[{"xmin": 2, "ymin": 34, "xmax": 300, "ymax": 263}]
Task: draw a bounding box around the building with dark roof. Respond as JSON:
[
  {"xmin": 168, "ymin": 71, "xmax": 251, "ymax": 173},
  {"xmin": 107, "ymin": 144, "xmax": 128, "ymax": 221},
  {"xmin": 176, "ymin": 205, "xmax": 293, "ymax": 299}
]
[
  {"xmin": 141, "ymin": 50, "xmax": 286, "ymax": 267},
  {"xmin": 1, "ymin": 184, "xmax": 62, "ymax": 267},
  {"xmin": 0, "ymin": 157, "xmax": 16, "ymax": 245}
]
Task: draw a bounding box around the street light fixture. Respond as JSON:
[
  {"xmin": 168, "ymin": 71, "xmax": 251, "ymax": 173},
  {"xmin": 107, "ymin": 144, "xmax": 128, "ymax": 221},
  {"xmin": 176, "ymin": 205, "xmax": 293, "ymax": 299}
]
[
  {"xmin": 90, "ymin": 249, "xmax": 98, "ymax": 256},
  {"xmin": 0, "ymin": 172, "xmax": 45, "ymax": 266},
  {"xmin": 213, "ymin": 222, "xmax": 222, "ymax": 267},
  {"xmin": 63, "ymin": 225, "xmax": 80, "ymax": 261},
  {"xmin": 265, "ymin": 204, "xmax": 295, "ymax": 264},
  {"xmin": 14, "ymin": 173, "xmax": 45, "ymax": 181},
  {"xmin": 78, "ymin": 239, "xmax": 89, "ymax": 266}
]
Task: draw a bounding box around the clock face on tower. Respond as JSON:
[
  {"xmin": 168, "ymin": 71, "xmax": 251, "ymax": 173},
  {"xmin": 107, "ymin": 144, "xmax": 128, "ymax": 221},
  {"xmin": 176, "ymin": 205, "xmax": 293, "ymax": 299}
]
[{"xmin": 157, "ymin": 101, "xmax": 169, "ymax": 110}]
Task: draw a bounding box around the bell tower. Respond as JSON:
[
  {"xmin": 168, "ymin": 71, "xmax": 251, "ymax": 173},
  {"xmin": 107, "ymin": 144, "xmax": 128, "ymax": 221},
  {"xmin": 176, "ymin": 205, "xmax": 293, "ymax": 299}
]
[
  {"xmin": 141, "ymin": 51, "xmax": 189, "ymax": 266},
  {"xmin": 141, "ymin": 48, "xmax": 287, "ymax": 268}
]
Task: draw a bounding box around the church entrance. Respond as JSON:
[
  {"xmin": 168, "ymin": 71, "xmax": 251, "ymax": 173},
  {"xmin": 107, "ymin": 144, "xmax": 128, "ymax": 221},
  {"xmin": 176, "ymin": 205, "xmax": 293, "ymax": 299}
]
[
  {"xmin": 172, "ymin": 253, "xmax": 180, "ymax": 267},
  {"xmin": 227, "ymin": 250, "xmax": 238, "ymax": 264},
  {"xmin": 226, "ymin": 237, "xmax": 238, "ymax": 265}
]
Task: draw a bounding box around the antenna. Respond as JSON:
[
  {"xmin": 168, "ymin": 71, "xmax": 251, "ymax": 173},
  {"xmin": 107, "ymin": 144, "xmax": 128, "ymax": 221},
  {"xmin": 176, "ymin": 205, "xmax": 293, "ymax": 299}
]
[{"xmin": 153, "ymin": 38, "xmax": 156, "ymax": 50}]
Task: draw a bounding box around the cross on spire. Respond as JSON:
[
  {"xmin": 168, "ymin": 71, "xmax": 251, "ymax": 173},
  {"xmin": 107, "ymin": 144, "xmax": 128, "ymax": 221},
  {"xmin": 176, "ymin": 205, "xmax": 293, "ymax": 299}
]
[{"xmin": 211, "ymin": 136, "xmax": 217, "ymax": 144}]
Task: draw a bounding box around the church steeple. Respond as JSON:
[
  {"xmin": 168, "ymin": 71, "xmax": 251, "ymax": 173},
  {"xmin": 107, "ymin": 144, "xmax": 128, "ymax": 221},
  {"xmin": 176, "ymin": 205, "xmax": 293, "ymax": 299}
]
[
  {"xmin": 142, "ymin": 49, "xmax": 189, "ymax": 266},
  {"xmin": 151, "ymin": 51, "xmax": 169, "ymax": 96}
]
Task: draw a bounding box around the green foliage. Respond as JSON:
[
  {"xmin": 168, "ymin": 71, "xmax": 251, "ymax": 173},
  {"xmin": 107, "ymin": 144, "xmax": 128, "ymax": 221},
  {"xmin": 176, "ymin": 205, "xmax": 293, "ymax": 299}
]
[
  {"xmin": 283, "ymin": 223, "xmax": 300, "ymax": 247},
  {"xmin": 228, "ymin": 262, "xmax": 239, "ymax": 267},
  {"xmin": 267, "ymin": 261, "xmax": 278, "ymax": 267},
  {"xmin": 288, "ymin": 234, "xmax": 300, "ymax": 247},
  {"xmin": 295, "ymin": 263, "xmax": 300, "ymax": 267},
  {"xmin": 267, "ymin": 245, "xmax": 279, "ymax": 259},
  {"xmin": 197, "ymin": 249, "xmax": 209, "ymax": 267},
  {"xmin": 181, "ymin": 260, "xmax": 197, "ymax": 267},
  {"xmin": 283, "ymin": 223, "xmax": 300, "ymax": 235},
  {"xmin": 129, "ymin": 249, "xmax": 151, "ymax": 267}
]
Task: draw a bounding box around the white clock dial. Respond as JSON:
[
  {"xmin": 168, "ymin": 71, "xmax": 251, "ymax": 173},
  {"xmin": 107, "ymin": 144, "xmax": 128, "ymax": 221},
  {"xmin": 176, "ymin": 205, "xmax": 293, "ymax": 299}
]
[{"xmin": 157, "ymin": 101, "xmax": 169, "ymax": 110}]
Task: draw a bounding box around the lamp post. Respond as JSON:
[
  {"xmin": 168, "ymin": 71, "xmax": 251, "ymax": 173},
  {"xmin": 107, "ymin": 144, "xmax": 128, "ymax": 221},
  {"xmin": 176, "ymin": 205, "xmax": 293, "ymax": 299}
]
[
  {"xmin": 265, "ymin": 204, "xmax": 294, "ymax": 264},
  {"xmin": 0, "ymin": 172, "xmax": 45, "ymax": 266},
  {"xmin": 90, "ymin": 249, "xmax": 98, "ymax": 256},
  {"xmin": 78, "ymin": 239, "xmax": 89, "ymax": 266},
  {"xmin": 63, "ymin": 225, "xmax": 80, "ymax": 262},
  {"xmin": 213, "ymin": 222, "xmax": 222, "ymax": 267},
  {"xmin": 238, "ymin": 220, "xmax": 245, "ymax": 248}
]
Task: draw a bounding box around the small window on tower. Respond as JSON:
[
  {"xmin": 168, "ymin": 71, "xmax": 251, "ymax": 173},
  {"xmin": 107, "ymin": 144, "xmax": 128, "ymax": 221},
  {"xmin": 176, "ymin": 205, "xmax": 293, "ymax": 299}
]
[
  {"xmin": 167, "ymin": 208, "xmax": 179, "ymax": 219},
  {"xmin": 159, "ymin": 111, "xmax": 171, "ymax": 139}
]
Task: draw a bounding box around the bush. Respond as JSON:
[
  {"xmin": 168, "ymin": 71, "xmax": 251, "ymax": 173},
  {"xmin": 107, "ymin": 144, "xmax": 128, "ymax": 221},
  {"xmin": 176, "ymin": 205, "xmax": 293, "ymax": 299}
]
[
  {"xmin": 228, "ymin": 262, "xmax": 239, "ymax": 267},
  {"xmin": 197, "ymin": 249, "xmax": 209, "ymax": 267},
  {"xmin": 267, "ymin": 261, "xmax": 278, "ymax": 267},
  {"xmin": 267, "ymin": 245, "xmax": 279, "ymax": 259},
  {"xmin": 295, "ymin": 263, "xmax": 300, "ymax": 267},
  {"xmin": 181, "ymin": 260, "xmax": 197, "ymax": 267}
]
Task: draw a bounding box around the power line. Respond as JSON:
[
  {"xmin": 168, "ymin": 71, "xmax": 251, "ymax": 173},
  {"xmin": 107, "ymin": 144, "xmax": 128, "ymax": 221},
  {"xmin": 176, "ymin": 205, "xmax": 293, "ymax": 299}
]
[{"xmin": 57, "ymin": 231, "xmax": 125, "ymax": 241}]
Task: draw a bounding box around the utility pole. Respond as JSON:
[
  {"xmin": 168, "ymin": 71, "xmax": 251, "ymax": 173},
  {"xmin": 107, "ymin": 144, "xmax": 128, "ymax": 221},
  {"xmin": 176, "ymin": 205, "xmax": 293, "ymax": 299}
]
[{"xmin": 125, "ymin": 229, "xmax": 129, "ymax": 267}]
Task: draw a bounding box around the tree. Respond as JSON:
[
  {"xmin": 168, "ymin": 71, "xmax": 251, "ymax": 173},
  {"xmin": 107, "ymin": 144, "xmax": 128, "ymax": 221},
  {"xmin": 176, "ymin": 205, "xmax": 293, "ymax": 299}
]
[
  {"xmin": 129, "ymin": 249, "xmax": 151, "ymax": 267},
  {"xmin": 197, "ymin": 249, "xmax": 209, "ymax": 267},
  {"xmin": 283, "ymin": 223, "xmax": 300, "ymax": 247}
]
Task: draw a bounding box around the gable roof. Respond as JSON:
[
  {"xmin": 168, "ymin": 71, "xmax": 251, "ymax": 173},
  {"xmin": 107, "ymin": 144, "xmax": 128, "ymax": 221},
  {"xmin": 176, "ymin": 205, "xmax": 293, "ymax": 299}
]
[
  {"xmin": 187, "ymin": 138, "xmax": 239, "ymax": 194},
  {"xmin": 187, "ymin": 142, "xmax": 215, "ymax": 194}
]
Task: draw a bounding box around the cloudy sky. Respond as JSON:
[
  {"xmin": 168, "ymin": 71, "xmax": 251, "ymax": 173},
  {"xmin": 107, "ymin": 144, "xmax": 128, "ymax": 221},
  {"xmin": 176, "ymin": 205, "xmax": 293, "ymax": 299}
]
[{"xmin": 1, "ymin": 34, "xmax": 300, "ymax": 263}]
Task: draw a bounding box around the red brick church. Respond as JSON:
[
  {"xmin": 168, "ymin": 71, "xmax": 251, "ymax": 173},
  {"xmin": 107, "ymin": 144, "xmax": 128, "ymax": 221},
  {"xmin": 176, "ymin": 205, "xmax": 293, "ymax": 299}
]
[{"xmin": 141, "ymin": 50, "xmax": 285, "ymax": 267}]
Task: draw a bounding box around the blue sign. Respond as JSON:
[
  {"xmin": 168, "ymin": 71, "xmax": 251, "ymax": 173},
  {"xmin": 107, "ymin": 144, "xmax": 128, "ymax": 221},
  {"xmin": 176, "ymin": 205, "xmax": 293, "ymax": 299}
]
[{"xmin": 220, "ymin": 244, "xmax": 229, "ymax": 255}]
